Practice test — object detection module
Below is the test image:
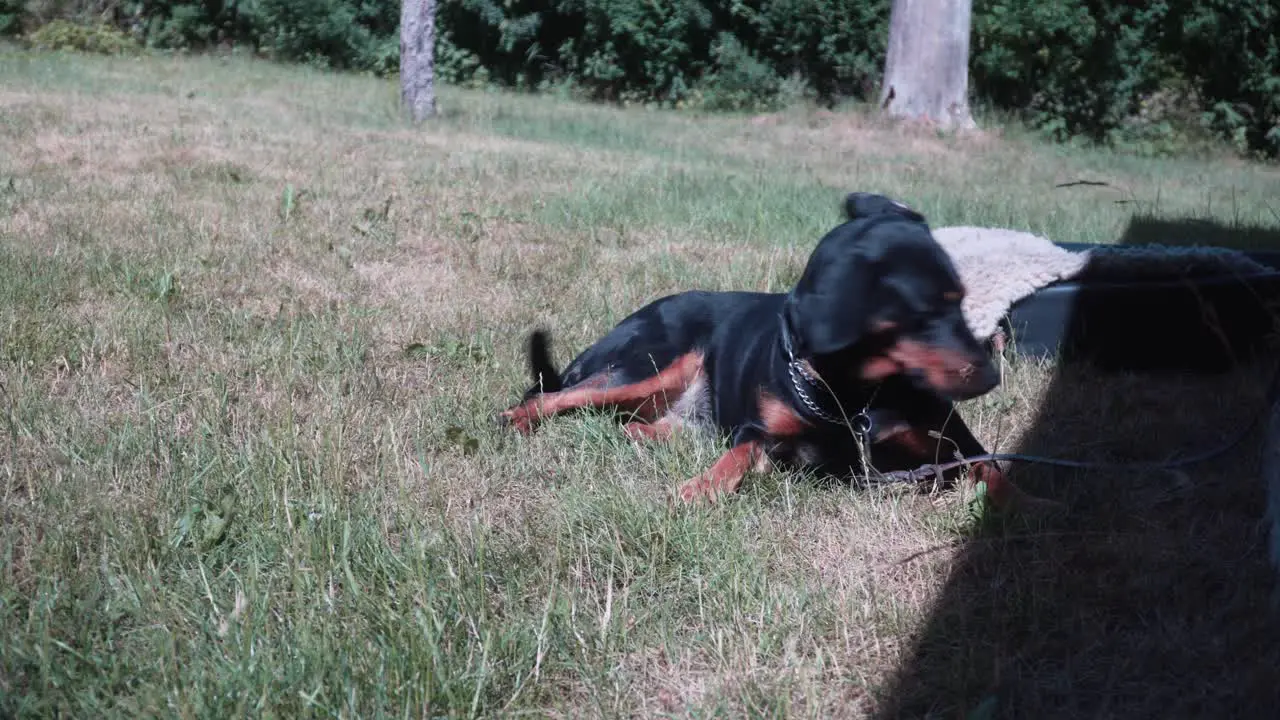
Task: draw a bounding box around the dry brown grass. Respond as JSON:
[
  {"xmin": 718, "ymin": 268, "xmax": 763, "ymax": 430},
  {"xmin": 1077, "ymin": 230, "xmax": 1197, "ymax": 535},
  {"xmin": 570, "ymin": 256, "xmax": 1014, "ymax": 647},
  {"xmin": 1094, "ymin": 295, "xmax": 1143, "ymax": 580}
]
[{"xmin": 3, "ymin": 50, "xmax": 1280, "ymax": 718}]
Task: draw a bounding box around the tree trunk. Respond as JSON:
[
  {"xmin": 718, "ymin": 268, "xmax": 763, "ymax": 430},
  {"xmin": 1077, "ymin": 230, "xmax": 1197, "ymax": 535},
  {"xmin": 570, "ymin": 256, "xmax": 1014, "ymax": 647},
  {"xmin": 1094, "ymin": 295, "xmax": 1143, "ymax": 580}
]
[
  {"xmin": 400, "ymin": 0, "xmax": 437, "ymax": 122},
  {"xmin": 879, "ymin": 0, "xmax": 976, "ymax": 131}
]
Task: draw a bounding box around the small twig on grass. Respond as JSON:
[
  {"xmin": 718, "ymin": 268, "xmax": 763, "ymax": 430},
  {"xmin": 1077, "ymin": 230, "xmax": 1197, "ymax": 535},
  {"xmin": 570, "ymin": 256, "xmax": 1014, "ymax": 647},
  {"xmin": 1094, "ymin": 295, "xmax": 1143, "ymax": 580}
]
[{"xmin": 1054, "ymin": 180, "xmax": 1112, "ymax": 189}]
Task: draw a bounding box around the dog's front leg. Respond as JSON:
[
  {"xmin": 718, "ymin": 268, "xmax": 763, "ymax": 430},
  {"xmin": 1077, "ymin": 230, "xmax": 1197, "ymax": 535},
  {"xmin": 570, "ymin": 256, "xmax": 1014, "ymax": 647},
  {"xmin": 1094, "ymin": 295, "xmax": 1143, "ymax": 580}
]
[
  {"xmin": 678, "ymin": 440, "xmax": 773, "ymax": 503},
  {"xmin": 970, "ymin": 462, "xmax": 1066, "ymax": 515},
  {"xmin": 877, "ymin": 424, "xmax": 1066, "ymax": 514}
]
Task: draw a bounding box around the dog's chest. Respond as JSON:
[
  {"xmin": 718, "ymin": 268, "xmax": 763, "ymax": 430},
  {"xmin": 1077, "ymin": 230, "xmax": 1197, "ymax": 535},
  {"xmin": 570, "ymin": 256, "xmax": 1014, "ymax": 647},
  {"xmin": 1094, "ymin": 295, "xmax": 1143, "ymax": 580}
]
[
  {"xmin": 792, "ymin": 439, "xmax": 828, "ymax": 467},
  {"xmin": 664, "ymin": 373, "xmax": 714, "ymax": 433},
  {"xmin": 767, "ymin": 426, "xmax": 870, "ymax": 475}
]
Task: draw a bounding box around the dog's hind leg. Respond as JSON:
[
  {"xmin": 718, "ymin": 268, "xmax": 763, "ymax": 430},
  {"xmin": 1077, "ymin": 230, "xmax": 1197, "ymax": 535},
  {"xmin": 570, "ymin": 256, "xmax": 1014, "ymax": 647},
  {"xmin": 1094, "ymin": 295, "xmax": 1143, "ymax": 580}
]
[
  {"xmin": 623, "ymin": 417, "xmax": 680, "ymax": 442},
  {"xmin": 500, "ymin": 352, "xmax": 704, "ymax": 434},
  {"xmin": 623, "ymin": 372, "xmax": 711, "ymax": 444}
]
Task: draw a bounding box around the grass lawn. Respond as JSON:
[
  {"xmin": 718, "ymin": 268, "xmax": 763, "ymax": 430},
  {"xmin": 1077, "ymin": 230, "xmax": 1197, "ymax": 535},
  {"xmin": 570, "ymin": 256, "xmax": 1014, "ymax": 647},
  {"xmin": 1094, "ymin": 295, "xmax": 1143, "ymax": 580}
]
[{"xmin": 3, "ymin": 49, "xmax": 1280, "ymax": 718}]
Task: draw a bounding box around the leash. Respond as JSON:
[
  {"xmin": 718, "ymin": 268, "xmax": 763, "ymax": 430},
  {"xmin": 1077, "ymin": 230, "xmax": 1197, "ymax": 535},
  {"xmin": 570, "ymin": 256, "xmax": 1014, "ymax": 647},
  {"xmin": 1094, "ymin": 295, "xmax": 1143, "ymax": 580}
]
[{"xmin": 872, "ymin": 356, "xmax": 1280, "ymax": 486}]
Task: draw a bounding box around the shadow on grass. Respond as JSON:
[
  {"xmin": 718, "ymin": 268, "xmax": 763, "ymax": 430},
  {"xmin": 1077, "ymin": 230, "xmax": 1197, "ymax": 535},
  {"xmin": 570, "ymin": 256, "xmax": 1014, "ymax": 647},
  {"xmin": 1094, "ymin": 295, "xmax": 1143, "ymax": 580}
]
[
  {"xmin": 875, "ymin": 217, "xmax": 1280, "ymax": 718},
  {"xmin": 1119, "ymin": 214, "xmax": 1280, "ymax": 253}
]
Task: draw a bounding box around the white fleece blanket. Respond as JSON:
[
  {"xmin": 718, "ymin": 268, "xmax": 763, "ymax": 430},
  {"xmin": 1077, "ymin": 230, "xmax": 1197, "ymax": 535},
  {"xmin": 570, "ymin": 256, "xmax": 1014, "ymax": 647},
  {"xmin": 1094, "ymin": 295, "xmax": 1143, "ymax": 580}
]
[{"xmin": 932, "ymin": 226, "xmax": 1272, "ymax": 341}]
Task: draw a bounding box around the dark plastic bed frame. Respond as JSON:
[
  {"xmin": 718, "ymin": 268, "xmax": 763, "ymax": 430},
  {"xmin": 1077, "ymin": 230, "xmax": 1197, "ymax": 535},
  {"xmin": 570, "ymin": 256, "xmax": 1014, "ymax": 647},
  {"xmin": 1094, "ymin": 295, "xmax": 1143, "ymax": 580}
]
[{"xmin": 1001, "ymin": 243, "xmax": 1280, "ymax": 373}]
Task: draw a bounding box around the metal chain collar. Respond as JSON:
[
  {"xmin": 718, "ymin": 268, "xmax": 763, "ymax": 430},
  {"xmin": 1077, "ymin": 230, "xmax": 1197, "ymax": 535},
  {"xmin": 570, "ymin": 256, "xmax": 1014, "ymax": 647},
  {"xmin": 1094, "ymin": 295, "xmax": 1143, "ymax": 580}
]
[
  {"xmin": 785, "ymin": 353, "xmax": 873, "ymax": 435},
  {"xmin": 778, "ymin": 310, "xmax": 876, "ymax": 439}
]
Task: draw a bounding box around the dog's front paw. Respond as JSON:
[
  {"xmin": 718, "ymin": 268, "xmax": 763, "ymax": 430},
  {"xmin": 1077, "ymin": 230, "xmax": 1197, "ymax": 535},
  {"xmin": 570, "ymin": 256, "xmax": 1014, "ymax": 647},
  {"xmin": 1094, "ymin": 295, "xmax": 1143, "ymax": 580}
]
[
  {"xmin": 678, "ymin": 475, "xmax": 720, "ymax": 504},
  {"xmin": 972, "ymin": 464, "xmax": 1067, "ymax": 516},
  {"xmin": 496, "ymin": 406, "xmax": 538, "ymax": 435}
]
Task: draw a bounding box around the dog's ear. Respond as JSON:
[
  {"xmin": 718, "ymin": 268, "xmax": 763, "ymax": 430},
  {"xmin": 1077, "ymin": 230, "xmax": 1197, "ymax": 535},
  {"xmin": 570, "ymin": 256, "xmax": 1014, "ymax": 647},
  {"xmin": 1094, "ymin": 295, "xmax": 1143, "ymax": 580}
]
[
  {"xmin": 784, "ymin": 239, "xmax": 877, "ymax": 356},
  {"xmin": 843, "ymin": 192, "xmax": 925, "ymax": 224}
]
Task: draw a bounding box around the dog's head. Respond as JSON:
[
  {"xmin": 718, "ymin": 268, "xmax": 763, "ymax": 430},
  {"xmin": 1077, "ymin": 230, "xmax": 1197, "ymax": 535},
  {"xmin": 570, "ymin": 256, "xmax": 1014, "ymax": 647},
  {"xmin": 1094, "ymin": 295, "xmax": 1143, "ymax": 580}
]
[{"xmin": 783, "ymin": 193, "xmax": 998, "ymax": 401}]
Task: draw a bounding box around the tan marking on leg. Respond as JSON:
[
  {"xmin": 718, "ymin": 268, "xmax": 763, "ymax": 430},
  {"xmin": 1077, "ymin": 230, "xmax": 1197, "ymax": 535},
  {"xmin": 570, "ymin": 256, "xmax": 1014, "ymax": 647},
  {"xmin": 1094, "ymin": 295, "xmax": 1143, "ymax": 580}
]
[
  {"xmin": 971, "ymin": 462, "xmax": 1065, "ymax": 514},
  {"xmin": 758, "ymin": 392, "xmax": 813, "ymax": 437},
  {"xmin": 623, "ymin": 416, "xmax": 679, "ymax": 443},
  {"xmin": 500, "ymin": 352, "xmax": 704, "ymax": 434},
  {"xmin": 675, "ymin": 392, "xmax": 807, "ymax": 503},
  {"xmin": 679, "ymin": 441, "xmax": 764, "ymax": 504}
]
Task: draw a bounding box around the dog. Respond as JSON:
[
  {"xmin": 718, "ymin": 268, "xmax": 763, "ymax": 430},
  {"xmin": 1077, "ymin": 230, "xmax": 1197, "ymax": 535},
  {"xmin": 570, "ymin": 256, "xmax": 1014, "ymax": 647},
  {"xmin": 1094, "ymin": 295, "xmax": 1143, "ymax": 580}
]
[{"xmin": 498, "ymin": 192, "xmax": 1050, "ymax": 511}]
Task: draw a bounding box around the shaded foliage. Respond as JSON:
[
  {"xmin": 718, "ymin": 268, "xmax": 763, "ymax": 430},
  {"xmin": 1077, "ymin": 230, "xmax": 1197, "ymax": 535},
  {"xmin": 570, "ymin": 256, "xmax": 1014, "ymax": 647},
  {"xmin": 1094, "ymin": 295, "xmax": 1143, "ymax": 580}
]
[{"xmin": 7, "ymin": 0, "xmax": 1279, "ymax": 157}]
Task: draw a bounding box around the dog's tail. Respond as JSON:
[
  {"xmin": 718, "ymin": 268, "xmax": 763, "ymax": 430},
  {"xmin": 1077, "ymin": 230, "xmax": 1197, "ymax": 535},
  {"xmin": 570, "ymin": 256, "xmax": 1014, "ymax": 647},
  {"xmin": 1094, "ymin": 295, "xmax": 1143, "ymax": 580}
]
[{"xmin": 525, "ymin": 329, "xmax": 563, "ymax": 396}]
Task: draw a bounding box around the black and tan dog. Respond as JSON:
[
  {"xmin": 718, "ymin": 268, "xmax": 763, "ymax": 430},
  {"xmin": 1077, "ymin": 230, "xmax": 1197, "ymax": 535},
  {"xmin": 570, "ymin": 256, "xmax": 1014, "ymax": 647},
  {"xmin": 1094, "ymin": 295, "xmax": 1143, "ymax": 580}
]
[{"xmin": 499, "ymin": 192, "xmax": 1044, "ymax": 511}]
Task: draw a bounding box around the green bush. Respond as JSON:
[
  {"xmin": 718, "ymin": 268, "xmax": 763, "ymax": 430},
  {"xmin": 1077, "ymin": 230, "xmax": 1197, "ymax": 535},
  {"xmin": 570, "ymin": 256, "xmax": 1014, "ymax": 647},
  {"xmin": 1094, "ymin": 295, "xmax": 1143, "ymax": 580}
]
[
  {"xmin": 252, "ymin": 0, "xmax": 374, "ymax": 69},
  {"xmin": 437, "ymin": 0, "xmax": 888, "ymax": 107},
  {"xmin": 719, "ymin": 0, "xmax": 890, "ymax": 100},
  {"xmin": 434, "ymin": 0, "xmax": 546, "ymax": 87},
  {"xmin": 691, "ymin": 32, "xmax": 784, "ymax": 112},
  {"xmin": 137, "ymin": 1, "xmax": 244, "ymax": 49},
  {"xmin": 128, "ymin": 0, "xmax": 402, "ymax": 73},
  {"xmin": 564, "ymin": 0, "xmax": 714, "ymax": 103},
  {"xmin": 435, "ymin": 0, "xmax": 1280, "ymax": 155},
  {"xmin": 27, "ymin": 19, "xmax": 140, "ymax": 54},
  {"xmin": 0, "ymin": 0, "xmax": 23, "ymax": 35},
  {"xmin": 1180, "ymin": 2, "xmax": 1280, "ymax": 157},
  {"xmin": 433, "ymin": 26, "xmax": 485, "ymax": 85},
  {"xmin": 971, "ymin": 2, "xmax": 1172, "ymax": 144}
]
